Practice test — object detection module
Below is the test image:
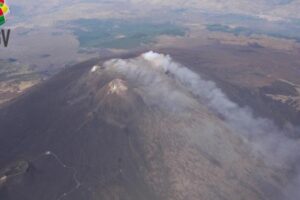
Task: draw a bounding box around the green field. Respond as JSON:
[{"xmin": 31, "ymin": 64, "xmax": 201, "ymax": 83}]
[
  {"xmin": 67, "ymin": 19, "xmax": 186, "ymax": 49},
  {"xmin": 206, "ymin": 23, "xmax": 300, "ymax": 42}
]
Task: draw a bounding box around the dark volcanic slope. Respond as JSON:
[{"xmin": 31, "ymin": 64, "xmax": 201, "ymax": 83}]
[{"xmin": 0, "ymin": 52, "xmax": 295, "ymax": 200}]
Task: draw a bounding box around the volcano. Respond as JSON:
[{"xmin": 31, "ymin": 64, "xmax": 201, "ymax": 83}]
[{"xmin": 0, "ymin": 52, "xmax": 296, "ymax": 200}]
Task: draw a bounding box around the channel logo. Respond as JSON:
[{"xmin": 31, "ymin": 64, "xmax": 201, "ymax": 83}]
[
  {"xmin": 0, "ymin": 0, "xmax": 10, "ymax": 47},
  {"xmin": 0, "ymin": 0, "xmax": 9, "ymax": 26}
]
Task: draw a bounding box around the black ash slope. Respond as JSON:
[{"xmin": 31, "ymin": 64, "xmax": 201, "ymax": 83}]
[{"xmin": 0, "ymin": 52, "xmax": 292, "ymax": 200}]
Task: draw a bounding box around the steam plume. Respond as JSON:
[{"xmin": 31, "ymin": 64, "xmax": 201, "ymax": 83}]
[{"xmin": 99, "ymin": 51, "xmax": 300, "ymax": 199}]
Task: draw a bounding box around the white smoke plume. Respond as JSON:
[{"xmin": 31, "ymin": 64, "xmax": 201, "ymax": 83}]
[
  {"xmin": 141, "ymin": 51, "xmax": 300, "ymax": 162},
  {"xmin": 99, "ymin": 51, "xmax": 300, "ymax": 199}
]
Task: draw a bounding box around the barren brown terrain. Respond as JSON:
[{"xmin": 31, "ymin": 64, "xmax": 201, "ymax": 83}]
[{"xmin": 162, "ymin": 44, "xmax": 300, "ymax": 129}]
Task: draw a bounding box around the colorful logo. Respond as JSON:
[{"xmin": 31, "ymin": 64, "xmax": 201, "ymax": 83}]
[{"xmin": 0, "ymin": 0, "xmax": 9, "ymax": 26}]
